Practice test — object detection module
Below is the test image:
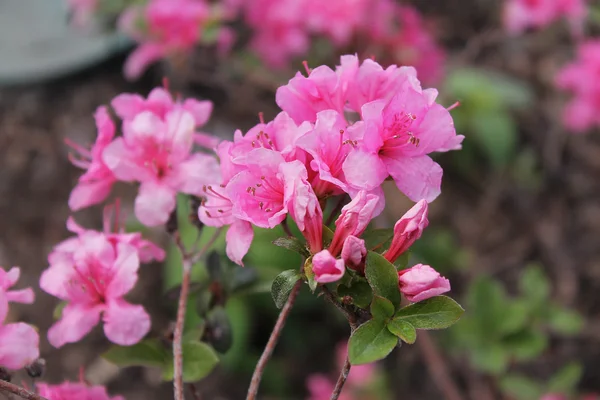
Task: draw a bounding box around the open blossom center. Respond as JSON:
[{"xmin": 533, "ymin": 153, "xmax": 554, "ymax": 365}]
[
  {"xmin": 247, "ymin": 175, "xmax": 284, "ymax": 214},
  {"xmin": 250, "ymin": 130, "xmax": 276, "ymax": 150},
  {"xmin": 381, "ymin": 111, "xmax": 419, "ymax": 156}
]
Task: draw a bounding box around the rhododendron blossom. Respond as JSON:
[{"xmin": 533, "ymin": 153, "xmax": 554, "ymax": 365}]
[
  {"xmin": 384, "ymin": 200, "xmax": 429, "ymax": 263},
  {"xmin": 40, "ymin": 230, "xmax": 152, "ymax": 347},
  {"xmin": 398, "ymin": 264, "xmax": 450, "ymax": 302},
  {"xmin": 67, "ymin": 106, "xmax": 117, "ymax": 211},
  {"xmin": 37, "ymin": 382, "xmax": 125, "ymax": 400},
  {"xmin": 555, "ymin": 40, "xmax": 600, "ymax": 133},
  {"xmin": 504, "ymin": 0, "xmax": 586, "ymax": 35}
]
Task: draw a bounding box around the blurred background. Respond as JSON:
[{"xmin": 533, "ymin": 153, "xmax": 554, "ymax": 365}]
[{"xmin": 1, "ymin": 0, "xmax": 599, "ymax": 399}]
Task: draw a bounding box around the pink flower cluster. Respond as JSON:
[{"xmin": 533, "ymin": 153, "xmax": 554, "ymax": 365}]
[
  {"xmin": 68, "ymin": 86, "xmax": 220, "ymax": 226},
  {"xmin": 306, "ymin": 341, "xmax": 376, "ymax": 400},
  {"xmin": 503, "ymin": 0, "xmax": 586, "ymax": 35},
  {"xmin": 555, "ymin": 40, "xmax": 600, "ymax": 133},
  {"xmin": 40, "ymin": 206, "xmax": 165, "ymax": 348},
  {"xmin": 0, "ymin": 266, "xmax": 39, "ymax": 370},
  {"xmin": 37, "ymin": 381, "xmax": 124, "ymax": 400}
]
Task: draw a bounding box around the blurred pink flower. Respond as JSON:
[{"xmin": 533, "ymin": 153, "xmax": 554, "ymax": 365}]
[
  {"xmin": 120, "ymin": 0, "xmax": 211, "ymax": 80},
  {"xmin": 312, "ymin": 250, "xmax": 345, "ymax": 283},
  {"xmin": 102, "ymin": 109, "xmax": 220, "ymax": 226},
  {"xmin": 67, "ymin": 106, "xmax": 117, "ymax": 211},
  {"xmin": 384, "ymin": 200, "xmax": 428, "ymax": 263},
  {"xmin": 504, "ymin": 0, "xmax": 586, "ymax": 35},
  {"xmin": 37, "ymin": 381, "xmax": 124, "ymax": 400},
  {"xmin": 555, "ymin": 40, "xmax": 600, "ymax": 133},
  {"xmin": 398, "ymin": 263, "xmax": 450, "ymax": 302},
  {"xmin": 40, "ymin": 231, "xmax": 150, "ymax": 347},
  {"xmin": 304, "ymin": 0, "xmax": 369, "ymax": 46},
  {"xmin": 0, "ymin": 275, "xmax": 39, "ymax": 370}
]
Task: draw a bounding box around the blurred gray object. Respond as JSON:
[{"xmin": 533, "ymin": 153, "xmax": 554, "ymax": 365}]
[{"xmin": 0, "ymin": 0, "xmax": 130, "ymax": 85}]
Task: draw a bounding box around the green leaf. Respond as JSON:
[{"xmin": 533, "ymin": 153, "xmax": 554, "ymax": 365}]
[
  {"xmin": 272, "ymin": 237, "xmax": 310, "ymax": 257},
  {"xmin": 337, "ymin": 281, "xmax": 373, "ymax": 309},
  {"xmin": 53, "ymin": 301, "xmax": 67, "ymax": 320},
  {"xmin": 103, "ymin": 339, "xmax": 169, "ymax": 368},
  {"xmin": 547, "ymin": 362, "xmax": 582, "ymax": 394},
  {"xmin": 348, "ymin": 320, "xmax": 398, "ymax": 365},
  {"xmin": 393, "ymin": 296, "xmax": 464, "ymax": 330},
  {"xmin": 393, "ymin": 251, "xmax": 411, "ymax": 270},
  {"xmin": 271, "ymin": 270, "xmax": 302, "ymax": 308},
  {"xmin": 371, "ymin": 296, "xmax": 395, "ymax": 321},
  {"xmin": 387, "ymin": 319, "xmax": 416, "ymax": 344},
  {"xmin": 304, "ymin": 257, "xmax": 318, "ymax": 292},
  {"xmin": 470, "ymin": 344, "xmax": 509, "ymax": 374},
  {"xmin": 500, "ymin": 374, "xmax": 544, "ymax": 400},
  {"xmin": 322, "ymin": 225, "xmax": 334, "ymax": 248},
  {"xmin": 365, "ymin": 251, "xmax": 401, "ymax": 309},
  {"xmin": 205, "ymin": 307, "xmax": 233, "ymax": 354},
  {"xmin": 504, "ymin": 330, "xmax": 547, "ymax": 361},
  {"xmin": 547, "ymin": 306, "xmax": 584, "ymax": 336},
  {"xmin": 163, "ymin": 341, "xmax": 219, "ymax": 382},
  {"xmin": 468, "ymin": 276, "xmax": 507, "ymax": 337},
  {"xmin": 498, "ymin": 300, "xmax": 530, "ymax": 335},
  {"xmin": 361, "ymin": 229, "xmax": 394, "ymax": 251},
  {"xmin": 519, "ymin": 264, "xmax": 550, "ymax": 303},
  {"xmin": 470, "ymin": 110, "xmax": 517, "ymax": 168}
]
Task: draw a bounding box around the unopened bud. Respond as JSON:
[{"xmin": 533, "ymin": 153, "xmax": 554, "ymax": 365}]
[{"xmin": 25, "ymin": 358, "xmax": 46, "ymax": 378}]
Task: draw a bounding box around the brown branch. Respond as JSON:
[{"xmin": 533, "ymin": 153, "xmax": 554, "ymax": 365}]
[
  {"xmin": 0, "ymin": 380, "xmax": 47, "ymax": 400},
  {"xmin": 330, "ymin": 356, "xmax": 351, "ymax": 400},
  {"xmin": 173, "ymin": 228, "xmax": 223, "ymax": 400},
  {"xmin": 246, "ymin": 280, "xmax": 303, "ymax": 400},
  {"xmin": 416, "ymin": 331, "xmax": 464, "ymax": 400}
]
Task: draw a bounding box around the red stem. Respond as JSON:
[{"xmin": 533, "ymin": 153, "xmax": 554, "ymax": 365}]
[{"xmin": 0, "ymin": 380, "xmax": 47, "ymax": 400}]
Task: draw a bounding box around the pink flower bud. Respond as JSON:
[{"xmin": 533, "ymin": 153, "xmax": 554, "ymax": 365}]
[
  {"xmin": 384, "ymin": 200, "xmax": 428, "ymax": 263},
  {"xmin": 329, "ymin": 191, "xmax": 379, "ymax": 256},
  {"xmin": 398, "ymin": 264, "xmax": 450, "ymax": 303},
  {"xmin": 341, "ymin": 236, "xmax": 367, "ymax": 274},
  {"xmin": 312, "ymin": 250, "xmax": 345, "ymax": 284}
]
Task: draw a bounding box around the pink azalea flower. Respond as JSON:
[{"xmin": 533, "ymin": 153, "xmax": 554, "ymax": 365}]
[
  {"xmin": 0, "ymin": 266, "xmax": 35, "ymax": 305},
  {"xmin": 328, "ymin": 190, "xmax": 380, "ymax": 257},
  {"xmin": 37, "ymin": 381, "xmax": 125, "ymax": 400},
  {"xmin": 341, "ymin": 236, "xmax": 367, "ymax": 274},
  {"xmin": 67, "ymin": 106, "xmax": 117, "ymax": 211},
  {"xmin": 40, "ymin": 231, "xmax": 151, "ymax": 347},
  {"xmin": 304, "ymin": 0, "xmax": 369, "ymax": 46},
  {"xmin": 384, "ymin": 200, "xmax": 428, "ymax": 263},
  {"xmin": 342, "ymin": 85, "xmax": 463, "ymax": 202},
  {"xmin": 0, "ymin": 275, "xmax": 39, "ymax": 370},
  {"xmin": 504, "ymin": 0, "xmax": 586, "ymax": 35},
  {"xmin": 312, "ymin": 250, "xmax": 345, "ymax": 283},
  {"xmin": 102, "ymin": 109, "xmax": 221, "ymax": 226},
  {"xmin": 555, "ymin": 40, "xmax": 600, "ymax": 133},
  {"xmin": 120, "ymin": 0, "xmax": 211, "ymax": 80},
  {"xmin": 398, "ymin": 263, "xmax": 450, "ymax": 302},
  {"xmin": 306, "ymin": 374, "xmax": 339, "ymax": 400}
]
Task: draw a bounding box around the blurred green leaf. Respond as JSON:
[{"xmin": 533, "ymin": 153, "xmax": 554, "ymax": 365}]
[
  {"xmin": 470, "ymin": 110, "xmax": 517, "ymax": 168},
  {"xmin": 393, "ymin": 251, "xmax": 411, "ymax": 270},
  {"xmin": 365, "ymin": 251, "xmax": 401, "ymax": 309},
  {"xmin": 500, "ymin": 374, "xmax": 544, "ymax": 400},
  {"xmin": 519, "ymin": 264, "xmax": 551, "ymax": 304},
  {"xmin": 547, "ymin": 362, "xmax": 582, "ymax": 394},
  {"xmin": 498, "ymin": 300, "xmax": 531, "ymax": 335},
  {"xmin": 205, "ymin": 307, "xmax": 233, "ymax": 354},
  {"xmin": 272, "ymin": 237, "xmax": 310, "ymax": 257},
  {"xmin": 348, "ymin": 320, "xmax": 398, "ymax": 365},
  {"xmin": 504, "ymin": 330, "xmax": 547, "ymax": 361},
  {"xmin": 337, "ymin": 280, "xmax": 373, "ymax": 309},
  {"xmin": 53, "ymin": 301, "xmax": 67, "ymax": 320},
  {"xmin": 468, "ymin": 276, "xmax": 507, "ymax": 336},
  {"xmin": 547, "ymin": 306, "xmax": 584, "ymax": 336},
  {"xmin": 103, "ymin": 339, "xmax": 169, "ymax": 368},
  {"xmin": 470, "ymin": 344, "xmax": 509, "ymax": 374},
  {"xmin": 271, "ymin": 269, "xmax": 302, "ymax": 308},
  {"xmin": 322, "ymin": 225, "xmax": 334, "ymax": 248},
  {"xmin": 371, "ymin": 295, "xmax": 395, "ymax": 321},
  {"xmin": 387, "ymin": 319, "xmax": 417, "ymax": 344},
  {"xmin": 162, "ymin": 341, "xmax": 219, "ymax": 382},
  {"xmin": 393, "ymin": 296, "xmax": 464, "ymax": 330}
]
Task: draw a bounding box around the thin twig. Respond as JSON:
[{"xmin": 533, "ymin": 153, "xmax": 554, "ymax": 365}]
[
  {"xmin": 189, "ymin": 383, "xmax": 201, "ymax": 400},
  {"xmin": 0, "ymin": 380, "xmax": 47, "ymax": 400},
  {"xmin": 280, "ymin": 218, "xmax": 293, "ymax": 237},
  {"xmin": 330, "ymin": 356, "xmax": 351, "ymax": 400},
  {"xmin": 173, "ymin": 228, "xmax": 223, "ymax": 400},
  {"xmin": 246, "ymin": 280, "xmax": 303, "ymax": 400},
  {"xmin": 416, "ymin": 331, "xmax": 464, "ymax": 400}
]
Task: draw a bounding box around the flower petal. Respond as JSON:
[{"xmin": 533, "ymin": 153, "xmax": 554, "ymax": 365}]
[{"xmin": 103, "ymin": 300, "xmax": 150, "ymax": 346}]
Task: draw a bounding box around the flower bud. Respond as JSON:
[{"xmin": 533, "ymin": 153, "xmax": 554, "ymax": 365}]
[
  {"xmin": 341, "ymin": 236, "xmax": 367, "ymax": 274},
  {"xmin": 398, "ymin": 264, "xmax": 450, "ymax": 302},
  {"xmin": 384, "ymin": 200, "xmax": 428, "ymax": 263},
  {"xmin": 25, "ymin": 358, "xmax": 46, "ymax": 378},
  {"xmin": 329, "ymin": 191, "xmax": 379, "ymax": 256},
  {"xmin": 312, "ymin": 250, "xmax": 345, "ymax": 284}
]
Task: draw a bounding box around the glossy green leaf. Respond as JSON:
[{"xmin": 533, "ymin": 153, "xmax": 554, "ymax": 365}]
[
  {"xmin": 348, "ymin": 319, "xmax": 398, "ymax": 365},
  {"xmin": 365, "ymin": 251, "xmax": 401, "ymax": 309},
  {"xmin": 547, "ymin": 362, "xmax": 582, "ymax": 394},
  {"xmin": 337, "ymin": 281, "xmax": 373, "ymax": 309},
  {"xmin": 500, "ymin": 374, "xmax": 544, "ymax": 400},
  {"xmin": 371, "ymin": 295, "xmax": 395, "ymax": 321},
  {"xmin": 361, "ymin": 229, "xmax": 394, "ymax": 251},
  {"xmin": 393, "ymin": 296, "xmax": 464, "ymax": 330},
  {"xmin": 272, "ymin": 237, "xmax": 310, "ymax": 257},
  {"xmin": 387, "ymin": 319, "xmax": 416, "ymax": 344},
  {"xmin": 163, "ymin": 341, "xmax": 219, "ymax": 382},
  {"xmin": 103, "ymin": 339, "xmax": 169, "ymax": 368},
  {"xmin": 271, "ymin": 269, "xmax": 302, "ymax": 308}
]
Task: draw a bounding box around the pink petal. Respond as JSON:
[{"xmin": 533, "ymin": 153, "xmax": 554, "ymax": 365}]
[
  {"xmin": 226, "ymin": 220, "xmax": 254, "ymax": 266},
  {"xmin": 134, "ymin": 181, "xmax": 176, "ymax": 227},
  {"xmin": 384, "ymin": 155, "xmax": 443, "ymax": 202},
  {"xmin": 342, "ymin": 149, "xmax": 388, "ymax": 190},
  {"xmin": 183, "ymin": 99, "xmax": 213, "ymax": 126},
  {"xmin": 105, "ymin": 243, "xmax": 140, "ymax": 299},
  {"xmin": 165, "ymin": 109, "xmax": 195, "ymax": 160},
  {"xmin": 0, "ymin": 292, "xmax": 7, "ymax": 323},
  {"xmin": 68, "ymin": 179, "xmax": 114, "ymax": 211},
  {"xmin": 5, "ymin": 288, "xmax": 34, "ymax": 304},
  {"xmin": 0, "ymin": 323, "xmax": 40, "ymax": 369},
  {"xmin": 48, "ymin": 304, "xmax": 103, "ymax": 348},
  {"xmin": 123, "ymin": 44, "xmax": 165, "ymax": 81},
  {"xmin": 166, "ymin": 153, "xmax": 221, "ymax": 196},
  {"xmin": 102, "ymin": 138, "xmax": 147, "ymax": 182},
  {"xmin": 111, "ymin": 93, "xmax": 145, "ymax": 120},
  {"xmin": 103, "ymin": 300, "xmax": 150, "ymax": 346}
]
